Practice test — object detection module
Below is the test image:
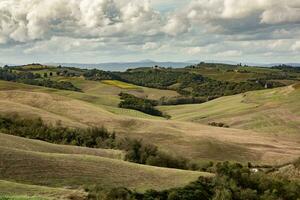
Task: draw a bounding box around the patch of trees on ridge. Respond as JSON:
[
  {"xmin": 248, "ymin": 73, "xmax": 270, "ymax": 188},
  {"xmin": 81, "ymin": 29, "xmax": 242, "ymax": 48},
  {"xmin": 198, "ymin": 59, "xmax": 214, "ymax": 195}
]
[
  {"xmin": 119, "ymin": 92, "xmax": 167, "ymax": 117},
  {"xmin": 0, "ymin": 67, "xmax": 81, "ymax": 92},
  {"xmin": 271, "ymin": 64, "xmax": 300, "ymax": 73}
]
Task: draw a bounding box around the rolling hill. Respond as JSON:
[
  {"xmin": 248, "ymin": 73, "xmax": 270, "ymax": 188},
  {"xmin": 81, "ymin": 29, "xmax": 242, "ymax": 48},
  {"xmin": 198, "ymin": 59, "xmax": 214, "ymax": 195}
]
[
  {"xmin": 0, "ymin": 80, "xmax": 299, "ymax": 166},
  {"xmin": 159, "ymin": 84, "xmax": 300, "ymax": 135},
  {"xmin": 0, "ymin": 133, "xmax": 210, "ymax": 199},
  {"xmin": 47, "ymin": 60, "xmax": 195, "ymax": 71}
]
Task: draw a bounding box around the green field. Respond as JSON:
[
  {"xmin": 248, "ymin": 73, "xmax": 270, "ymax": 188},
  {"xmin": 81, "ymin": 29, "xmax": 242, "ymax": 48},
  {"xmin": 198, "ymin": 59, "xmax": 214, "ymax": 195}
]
[
  {"xmin": 186, "ymin": 64, "xmax": 300, "ymax": 83},
  {"xmin": 159, "ymin": 84, "xmax": 300, "ymax": 135}
]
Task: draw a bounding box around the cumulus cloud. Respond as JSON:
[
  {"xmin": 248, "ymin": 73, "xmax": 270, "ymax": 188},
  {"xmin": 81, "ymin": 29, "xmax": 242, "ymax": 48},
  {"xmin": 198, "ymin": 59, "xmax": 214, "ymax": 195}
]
[
  {"xmin": 170, "ymin": 0, "xmax": 300, "ymax": 34},
  {"xmin": 163, "ymin": 15, "xmax": 191, "ymax": 36},
  {"xmin": 291, "ymin": 41, "xmax": 300, "ymax": 52},
  {"xmin": 23, "ymin": 36, "xmax": 105, "ymax": 54},
  {"xmin": 0, "ymin": 0, "xmax": 162, "ymax": 43},
  {"xmin": 0, "ymin": 0, "xmax": 299, "ymax": 63},
  {"xmin": 142, "ymin": 42, "xmax": 160, "ymax": 50}
]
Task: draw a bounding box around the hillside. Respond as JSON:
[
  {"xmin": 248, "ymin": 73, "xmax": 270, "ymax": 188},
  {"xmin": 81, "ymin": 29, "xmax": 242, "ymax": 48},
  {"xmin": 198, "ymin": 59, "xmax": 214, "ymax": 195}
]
[
  {"xmin": 0, "ymin": 80, "xmax": 299, "ymax": 165},
  {"xmin": 0, "ymin": 135, "xmax": 209, "ymax": 192},
  {"xmin": 0, "ymin": 133, "xmax": 123, "ymax": 160},
  {"xmin": 0, "ymin": 132, "xmax": 211, "ymax": 199},
  {"xmin": 159, "ymin": 84, "xmax": 300, "ymax": 135},
  {"xmin": 0, "ymin": 180, "xmax": 87, "ymax": 200}
]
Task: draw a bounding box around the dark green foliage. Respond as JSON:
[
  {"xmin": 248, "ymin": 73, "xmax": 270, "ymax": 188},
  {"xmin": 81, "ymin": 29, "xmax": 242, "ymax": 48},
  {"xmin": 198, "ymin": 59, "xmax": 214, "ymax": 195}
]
[
  {"xmin": 208, "ymin": 122, "xmax": 230, "ymax": 128},
  {"xmin": 0, "ymin": 68, "xmax": 81, "ymax": 92},
  {"xmin": 7, "ymin": 63, "xmax": 51, "ymax": 71},
  {"xmin": 0, "ymin": 115, "xmax": 116, "ymax": 149},
  {"xmin": 110, "ymin": 68, "xmax": 284, "ymax": 101},
  {"xmin": 159, "ymin": 96, "xmax": 207, "ymax": 105},
  {"xmin": 117, "ymin": 137, "xmax": 188, "ymax": 169},
  {"xmin": 113, "ymin": 69, "xmax": 205, "ymax": 89},
  {"xmin": 103, "ymin": 162, "xmax": 300, "ymax": 200},
  {"xmin": 21, "ymin": 79, "xmax": 82, "ymax": 92},
  {"xmin": 119, "ymin": 93, "xmax": 164, "ymax": 117},
  {"xmin": 56, "ymin": 67, "xmax": 83, "ymax": 77},
  {"xmin": 84, "ymin": 69, "xmax": 119, "ymax": 81},
  {"xmin": 146, "ymin": 152, "xmax": 188, "ymax": 169},
  {"xmin": 271, "ymin": 64, "xmax": 300, "ymax": 73}
]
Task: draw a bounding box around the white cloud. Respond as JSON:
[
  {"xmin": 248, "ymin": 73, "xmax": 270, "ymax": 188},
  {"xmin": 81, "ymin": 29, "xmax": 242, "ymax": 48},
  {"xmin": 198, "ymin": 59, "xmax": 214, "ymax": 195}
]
[
  {"xmin": 142, "ymin": 42, "xmax": 160, "ymax": 50},
  {"xmin": 24, "ymin": 36, "xmax": 105, "ymax": 54},
  {"xmin": 186, "ymin": 47, "xmax": 203, "ymax": 55},
  {"xmin": 163, "ymin": 15, "xmax": 190, "ymax": 36},
  {"xmin": 0, "ymin": 0, "xmax": 162, "ymax": 43},
  {"xmin": 291, "ymin": 41, "xmax": 300, "ymax": 52},
  {"xmin": 0, "ymin": 0, "xmax": 300, "ymax": 63},
  {"xmin": 261, "ymin": 6, "xmax": 300, "ymax": 24},
  {"xmin": 216, "ymin": 50, "xmax": 242, "ymax": 57},
  {"xmin": 175, "ymin": 0, "xmax": 300, "ymax": 30}
]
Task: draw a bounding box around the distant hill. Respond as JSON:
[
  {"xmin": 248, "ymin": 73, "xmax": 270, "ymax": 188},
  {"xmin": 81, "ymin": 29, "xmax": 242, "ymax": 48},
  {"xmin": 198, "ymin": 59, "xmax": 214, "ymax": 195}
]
[
  {"xmin": 45, "ymin": 60, "xmax": 300, "ymax": 71},
  {"xmin": 263, "ymin": 63, "xmax": 300, "ymax": 67},
  {"xmin": 46, "ymin": 60, "xmax": 196, "ymax": 71},
  {"xmin": 203, "ymin": 60, "xmax": 300, "ymax": 67}
]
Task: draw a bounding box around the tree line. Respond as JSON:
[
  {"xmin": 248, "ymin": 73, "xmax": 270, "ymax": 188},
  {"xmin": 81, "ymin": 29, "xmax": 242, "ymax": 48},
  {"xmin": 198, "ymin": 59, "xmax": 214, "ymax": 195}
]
[
  {"xmin": 119, "ymin": 92, "xmax": 167, "ymax": 117},
  {"xmin": 0, "ymin": 115, "xmax": 195, "ymax": 170},
  {"xmin": 0, "ymin": 67, "xmax": 81, "ymax": 92}
]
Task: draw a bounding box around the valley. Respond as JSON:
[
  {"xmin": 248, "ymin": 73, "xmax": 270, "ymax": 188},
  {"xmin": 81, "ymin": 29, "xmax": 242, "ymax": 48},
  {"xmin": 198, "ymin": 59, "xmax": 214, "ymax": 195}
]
[{"xmin": 0, "ymin": 63, "xmax": 299, "ymax": 199}]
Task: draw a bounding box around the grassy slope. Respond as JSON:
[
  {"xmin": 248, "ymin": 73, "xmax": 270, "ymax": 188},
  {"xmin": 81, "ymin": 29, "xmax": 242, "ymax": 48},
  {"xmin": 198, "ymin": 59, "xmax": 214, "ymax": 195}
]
[
  {"xmin": 0, "ymin": 80, "xmax": 299, "ymax": 165},
  {"xmin": 0, "ymin": 180, "xmax": 86, "ymax": 200},
  {"xmin": 159, "ymin": 84, "xmax": 300, "ymax": 135},
  {"xmin": 0, "ymin": 133, "xmax": 123, "ymax": 160},
  {"xmin": 187, "ymin": 65, "xmax": 300, "ymax": 83},
  {"xmin": 47, "ymin": 77, "xmax": 178, "ymax": 119},
  {"xmin": 0, "ymin": 146, "xmax": 209, "ymax": 192}
]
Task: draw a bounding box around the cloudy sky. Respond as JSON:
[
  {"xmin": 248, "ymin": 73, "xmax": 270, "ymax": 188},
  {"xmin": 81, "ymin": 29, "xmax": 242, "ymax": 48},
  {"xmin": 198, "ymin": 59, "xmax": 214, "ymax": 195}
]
[{"xmin": 0, "ymin": 0, "xmax": 300, "ymax": 64}]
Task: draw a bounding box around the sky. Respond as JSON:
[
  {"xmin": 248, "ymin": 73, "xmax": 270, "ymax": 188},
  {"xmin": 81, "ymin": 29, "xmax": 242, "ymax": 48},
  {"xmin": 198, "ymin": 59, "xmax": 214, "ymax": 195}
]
[{"xmin": 0, "ymin": 0, "xmax": 300, "ymax": 64}]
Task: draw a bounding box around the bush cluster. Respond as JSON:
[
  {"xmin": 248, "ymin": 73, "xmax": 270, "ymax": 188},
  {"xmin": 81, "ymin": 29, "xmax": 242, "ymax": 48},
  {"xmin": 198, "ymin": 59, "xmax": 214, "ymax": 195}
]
[
  {"xmin": 97, "ymin": 162, "xmax": 300, "ymax": 200},
  {"xmin": 0, "ymin": 115, "xmax": 116, "ymax": 148},
  {"xmin": 119, "ymin": 93, "xmax": 165, "ymax": 117},
  {"xmin": 208, "ymin": 122, "xmax": 230, "ymax": 128}
]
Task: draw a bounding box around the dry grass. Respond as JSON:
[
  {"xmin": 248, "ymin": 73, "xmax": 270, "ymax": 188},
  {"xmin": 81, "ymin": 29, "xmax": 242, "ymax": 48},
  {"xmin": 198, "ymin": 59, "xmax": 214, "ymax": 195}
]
[
  {"xmin": 0, "ymin": 146, "xmax": 209, "ymax": 192},
  {"xmin": 0, "ymin": 133, "xmax": 124, "ymax": 160},
  {"xmin": 0, "ymin": 80, "xmax": 299, "ymax": 165},
  {"xmin": 0, "ymin": 180, "xmax": 87, "ymax": 200}
]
